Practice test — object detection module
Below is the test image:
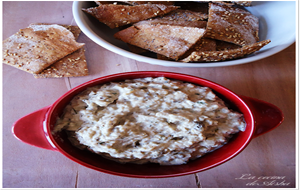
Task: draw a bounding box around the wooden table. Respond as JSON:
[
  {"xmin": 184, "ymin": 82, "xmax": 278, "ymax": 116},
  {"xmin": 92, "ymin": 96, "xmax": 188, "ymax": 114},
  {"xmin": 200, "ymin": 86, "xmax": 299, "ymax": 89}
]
[{"xmin": 2, "ymin": 1, "xmax": 296, "ymax": 188}]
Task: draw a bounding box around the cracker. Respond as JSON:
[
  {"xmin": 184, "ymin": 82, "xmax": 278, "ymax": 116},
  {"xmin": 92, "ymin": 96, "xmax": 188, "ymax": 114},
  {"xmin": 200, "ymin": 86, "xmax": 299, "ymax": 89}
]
[
  {"xmin": 190, "ymin": 38, "xmax": 217, "ymax": 52},
  {"xmin": 234, "ymin": 1, "xmax": 252, "ymax": 7},
  {"xmin": 3, "ymin": 24, "xmax": 85, "ymax": 74},
  {"xmin": 181, "ymin": 38, "xmax": 217, "ymax": 59},
  {"xmin": 114, "ymin": 24, "xmax": 206, "ymax": 60},
  {"xmin": 135, "ymin": 9, "xmax": 207, "ymax": 28},
  {"xmin": 175, "ymin": 2, "xmax": 209, "ymax": 15},
  {"xmin": 82, "ymin": 3, "xmax": 179, "ymax": 29},
  {"xmin": 158, "ymin": 38, "xmax": 216, "ymax": 61},
  {"xmin": 30, "ymin": 23, "xmax": 82, "ymax": 40},
  {"xmin": 216, "ymin": 40, "xmax": 241, "ymax": 51},
  {"xmin": 121, "ymin": 1, "xmax": 175, "ymax": 6},
  {"xmin": 213, "ymin": 1, "xmax": 252, "ymax": 7},
  {"xmin": 33, "ymin": 48, "xmax": 88, "ymax": 78},
  {"xmin": 205, "ymin": 3, "xmax": 259, "ymax": 46},
  {"xmin": 181, "ymin": 39, "xmax": 270, "ymax": 63}
]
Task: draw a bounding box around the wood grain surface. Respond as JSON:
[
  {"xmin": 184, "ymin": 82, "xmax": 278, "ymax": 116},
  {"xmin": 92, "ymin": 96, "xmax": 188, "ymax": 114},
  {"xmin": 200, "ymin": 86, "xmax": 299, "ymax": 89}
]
[{"xmin": 2, "ymin": 1, "xmax": 296, "ymax": 188}]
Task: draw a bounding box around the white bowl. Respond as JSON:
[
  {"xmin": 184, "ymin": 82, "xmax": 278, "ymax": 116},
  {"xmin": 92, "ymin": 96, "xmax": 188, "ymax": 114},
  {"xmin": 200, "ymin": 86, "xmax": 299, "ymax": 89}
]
[{"xmin": 72, "ymin": 1, "xmax": 296, "ymax": 68}]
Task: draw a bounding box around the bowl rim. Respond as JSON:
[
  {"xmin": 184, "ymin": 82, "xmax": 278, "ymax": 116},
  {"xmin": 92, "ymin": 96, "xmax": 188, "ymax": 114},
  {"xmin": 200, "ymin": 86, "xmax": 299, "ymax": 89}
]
[
  {"xmin": 72, "ymin": 1, "xmax": 296, "ymax": 68},
  {"xmin": 45, "ymin": 71, "xmax": 255, "ymax": 178}
]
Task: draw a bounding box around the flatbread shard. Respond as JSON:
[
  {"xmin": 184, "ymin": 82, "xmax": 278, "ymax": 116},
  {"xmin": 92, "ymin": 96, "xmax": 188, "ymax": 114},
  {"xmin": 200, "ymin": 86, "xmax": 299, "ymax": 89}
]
[
  {"xmin": 82, "ymin": 3, "xmax": 179, "ymax": 29},
  {"xmin": 30, "ymin": 23, "xmax": 82, "ymax": 40},
  {"xmin": 181, "ymin": 39, "xmax": 270, "ymax": 63},
  {"xmin": 3, "ymin": 24, "xmax": 85, "ymax": 74},
  {"xmin": 135, "ymin": 9, "xmax": 207, "ymax": 28},
  {"xmin": 114, "ymin": 24, "xmax": 206, "ymax": 60},
  {"xmin": 33, "ymin": 48, "xmax": 88, "ymax": 78},
  {"xmin": 205, "ymin": 3, "xmax": 259, "ymax": 46}
]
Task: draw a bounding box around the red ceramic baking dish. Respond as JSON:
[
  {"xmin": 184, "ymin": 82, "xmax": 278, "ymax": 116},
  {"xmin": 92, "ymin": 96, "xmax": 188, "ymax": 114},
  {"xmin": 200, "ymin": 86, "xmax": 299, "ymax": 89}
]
[{"xmin": 12, "ymin": 71, "xmax": 283, "ymax": 178}]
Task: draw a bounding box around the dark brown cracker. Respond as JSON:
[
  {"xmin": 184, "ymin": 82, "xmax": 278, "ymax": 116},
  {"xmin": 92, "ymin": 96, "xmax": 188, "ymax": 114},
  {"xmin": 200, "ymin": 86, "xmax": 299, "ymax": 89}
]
[
  {"xmin": 182, "ymin": 38, "xmax": 217, "ymax": 59},
  {"xmin": 3, "ymin": 24, "xmax": 85, "ymax": 74},
  {"xmin": 33, "ymin": 48, "xmax": 88, "ymax": 78},
  {"xmin": 216, "ymin": 40, "xmax": 241, "ymax": 51},
  {"xmin": 82, "ymin": 3, "xmax": 179, "ymax": 29},
  {"xmin": 205, "ymin": 3, "xmax": 259, "ymax": 46},
  {"xmin": 190, "ymin": 38, "xmax": 217, "ymax": 52},
  {"xmin": 181, "ymin": 39, "xmax": 270, "ymax": 62},
  {"xmin": 114, "ymin": 24, "xmax": 206, "ymax": 60},
  {"xmin": 175, "ymin": 2, "xmax": 209, "ymax": 15},
  {"xmin": 135, "ymin": 9, "xmax": 207, "ymax": 28}
]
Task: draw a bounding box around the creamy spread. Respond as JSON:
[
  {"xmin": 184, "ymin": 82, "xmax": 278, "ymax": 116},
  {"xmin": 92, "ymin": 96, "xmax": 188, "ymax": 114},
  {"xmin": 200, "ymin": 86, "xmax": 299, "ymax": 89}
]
[{"xmin": 54, "ymin": 77, "xmax": 246, "ymax": 165}]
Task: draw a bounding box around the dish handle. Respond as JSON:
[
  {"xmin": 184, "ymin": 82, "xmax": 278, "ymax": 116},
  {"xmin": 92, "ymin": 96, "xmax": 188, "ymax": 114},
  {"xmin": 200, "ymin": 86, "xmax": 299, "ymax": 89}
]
[
  {"xmin": 12, "ymin": 106, "xmax": 57, "ymax": 151},
  {"xmin": 239, "ymin": 95, "xmax": 284, "ymax": 138}
]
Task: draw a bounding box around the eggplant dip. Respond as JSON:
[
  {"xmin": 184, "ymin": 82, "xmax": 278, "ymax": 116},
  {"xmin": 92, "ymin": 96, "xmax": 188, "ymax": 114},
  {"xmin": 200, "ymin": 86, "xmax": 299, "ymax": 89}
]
[{"xmin": 54, "ymin": 77, "xmax": 246, "ymax": 165}]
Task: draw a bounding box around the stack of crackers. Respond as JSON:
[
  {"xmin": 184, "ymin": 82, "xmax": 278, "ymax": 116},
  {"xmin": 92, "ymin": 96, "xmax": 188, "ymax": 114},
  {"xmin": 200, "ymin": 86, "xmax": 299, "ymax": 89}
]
[
  {"xmin": 3, "ymin": 23, "xmax": 89, "ymax": 78},
  {"xmin": 83, "ymin": 1, "xmax": 270, "ymax": 63}
]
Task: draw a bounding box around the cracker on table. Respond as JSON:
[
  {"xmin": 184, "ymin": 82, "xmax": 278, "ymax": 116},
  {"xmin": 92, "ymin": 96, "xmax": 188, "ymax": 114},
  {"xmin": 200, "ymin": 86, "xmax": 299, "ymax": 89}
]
[
  {"xmin": 82, "ymin": 3, "xmax": 179, "ymax": 29},
  {"xmin": 3, "ymin": 24, "xmax": 85, "ymax": 74},
  {"xmin": 114, "ymin": 24, "xmax": 206, "ymax": 60},
  {"xmin": 30, "ymin": 23, "xmax": 89, "ymax": 78},
  {"xmin": 181, "ymin": 39, "xmax": 270, "ymax": 63},
  {"xmin": 33, "ymin": 48, "xmax": 88, "ymax": 78},
  {"xmin": 30, "ymin": 23, "xmax": 82, "ymax": 40},
  {"xmin": 135, "ymin": 9, "xmax": 207, "ymax": 28},
  {"xmin": 205, "ymin": 3, "xmax": 259, "ymax": 46}
]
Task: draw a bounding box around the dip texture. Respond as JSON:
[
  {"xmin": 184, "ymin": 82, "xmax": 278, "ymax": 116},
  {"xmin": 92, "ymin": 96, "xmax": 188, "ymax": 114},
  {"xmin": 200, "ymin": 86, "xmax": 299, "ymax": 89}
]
[{"xmin": 54, "ymin": 77, "xmax": 246, "ymax": 165}]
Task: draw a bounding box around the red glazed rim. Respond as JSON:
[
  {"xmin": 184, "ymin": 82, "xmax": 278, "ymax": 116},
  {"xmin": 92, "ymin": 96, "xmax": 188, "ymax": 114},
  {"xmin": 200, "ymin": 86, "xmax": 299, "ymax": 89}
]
[{"xmin": 46, "ymin": 71, "xmax": 255, "ymax": 178}]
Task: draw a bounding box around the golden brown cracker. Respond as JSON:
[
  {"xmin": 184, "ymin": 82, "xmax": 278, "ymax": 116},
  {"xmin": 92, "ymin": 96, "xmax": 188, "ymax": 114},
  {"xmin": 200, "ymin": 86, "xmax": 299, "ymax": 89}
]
[
  {"xmin": 114, "ymin": 24, "xmax": 206, "ymax": 60},
  {"xmin": 205, "ymin": 3, "xmax": 259, "ymax": 46},
  {"xmin": 82, "ymin": 3, "xmax": 179, "ymax": 29},
  {"xmin": 3, "ymin": 24, "xmax": 85, "ymax": 74},
  {"xmin": 181, "ymin": 39, "xmax": 270, "ymax": 62},
  {"xmin": 33, "ymin": 48, "xmax": 88, "ymax": 78}
]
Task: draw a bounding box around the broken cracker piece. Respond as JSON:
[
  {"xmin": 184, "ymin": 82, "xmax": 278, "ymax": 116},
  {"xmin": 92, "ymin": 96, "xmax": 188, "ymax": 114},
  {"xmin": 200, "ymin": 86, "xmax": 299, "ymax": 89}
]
[
  {"xmin": 82, "ymin": 3, "xmax": 179, "ymax": 29},
  {"xmin": 181, "ymin": 39, "xmax": 270, "ymax": 63},
  {"xmin": 114, "ymin": 24, "xmax": 206, "ymax": 60},
  {"xmin": 33, "ymin": 48, "xmax": 88, "ymax": 78},
  {"xmin": 205, "ymin": 3, "xmax": 259, "ymax": 46},
  {"xmin": 3, "ymin": 24, "xmax": 85, "ymax": 74}
]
